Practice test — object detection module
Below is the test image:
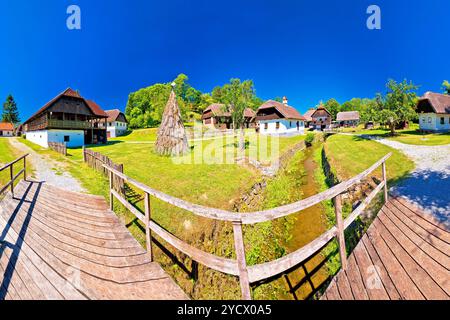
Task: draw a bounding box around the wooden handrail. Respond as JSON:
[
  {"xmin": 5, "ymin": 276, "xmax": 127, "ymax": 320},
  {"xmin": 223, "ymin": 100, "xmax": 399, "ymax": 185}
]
[
  {"xmin": 0, "ymin": 154, "xmax": 29, "ymax": 198},
  {"xmin": 104, "ymin": 153, "xmax": 391, "ymax": 224},
  {"xmin": 103, "ymin": 152, "xmax": 392, "ymax": 300}
]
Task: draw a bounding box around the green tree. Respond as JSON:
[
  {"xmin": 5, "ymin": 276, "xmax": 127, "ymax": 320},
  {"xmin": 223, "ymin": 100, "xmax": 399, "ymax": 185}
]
[
  {"xmin": 222, "ymin": 78, "xmax": 256, "ymax": 151},
  {"xmin": 2, "ymin": 95, "xmax": 20, "ymax": 124},
  {"xmin": 376, "ymin": 79, "xmax": 419, "ymax": 135},
  {"xmin": 442, "ymin": 80, "xmax": 450, "ymax": 95},
  {"xmin": 323, "ymin": 98, "xmax": 341, "ymax": 120},
  {"xmin": 360, "ymin": 98, "xmax": 379, "ymax": 123}
]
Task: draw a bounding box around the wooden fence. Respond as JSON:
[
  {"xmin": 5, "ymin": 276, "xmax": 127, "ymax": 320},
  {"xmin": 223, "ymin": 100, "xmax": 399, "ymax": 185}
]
[
  {"xmin": 0, "ymin": 154, "xmax": 28, "ymax": 198},
  {"xmin": 83, "ymin": 147, "xmax": 125, "ymax": 195},
  {"xmin": 104, "ymin": 152, "xmax": 392, "ymax": 300},
  {"xmin": 48, "ymin": 142, "xmax": 67, "ymax": 156}
]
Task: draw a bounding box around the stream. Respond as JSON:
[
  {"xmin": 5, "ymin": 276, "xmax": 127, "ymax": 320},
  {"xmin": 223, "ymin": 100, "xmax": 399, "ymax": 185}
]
[{"xmin": 282, "ymin": 143, "xmax": 330, "ymax": 300}]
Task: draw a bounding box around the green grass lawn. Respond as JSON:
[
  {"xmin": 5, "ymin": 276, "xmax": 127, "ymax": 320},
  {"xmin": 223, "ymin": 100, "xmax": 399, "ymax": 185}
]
[
  {"xmin": 324, "ymin": 134, "xmax": 414, "ymax": 184},
  {"xmin": 345, "ymin": 123, "xmax": 450, "ymax": 146},
  {"xmin": 0, "ymin": 138, "xmax": 31, "ymax": 192}
]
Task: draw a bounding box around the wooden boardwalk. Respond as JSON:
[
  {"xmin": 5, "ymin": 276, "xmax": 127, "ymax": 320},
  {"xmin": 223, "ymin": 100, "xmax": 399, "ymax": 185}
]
[
  {"xmin": 0, "ymin": 180, "xmax": 188, "ymax": 300},
  {"xmin": 322, "ymin": 197, "xmax": 450, "ymax": 300}
]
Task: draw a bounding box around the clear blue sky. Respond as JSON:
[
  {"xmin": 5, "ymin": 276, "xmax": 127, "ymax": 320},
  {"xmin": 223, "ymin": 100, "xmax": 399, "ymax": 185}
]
[{"xmin": 1, "ymin": 0, "xmax": 449, "ymax": 122}]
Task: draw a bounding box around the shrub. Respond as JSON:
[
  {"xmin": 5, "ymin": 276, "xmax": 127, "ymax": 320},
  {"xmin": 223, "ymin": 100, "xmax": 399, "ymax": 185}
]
[{"xmin": 305, "ymin": 133, "xmax": 315, "ymax": 146}]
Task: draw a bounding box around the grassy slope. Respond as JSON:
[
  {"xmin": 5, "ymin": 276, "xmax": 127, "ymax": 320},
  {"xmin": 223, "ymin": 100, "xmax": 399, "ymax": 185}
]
[
  {"xmin": 324, "ymin": 134, "xmax": 414, "ymax": 183},
  {"xmin": 342, "ymin": 123, "xmax": 450, "ymax": 146},
  {"xmin": 0, "ymin": 138, "xmax": 28, "ymax": 187}
]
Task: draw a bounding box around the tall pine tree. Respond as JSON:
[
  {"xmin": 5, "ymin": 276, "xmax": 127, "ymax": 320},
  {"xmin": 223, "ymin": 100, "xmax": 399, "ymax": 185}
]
[{"xmin": 2, "ymin": 95, "xmax": 20, "ymax": 124}]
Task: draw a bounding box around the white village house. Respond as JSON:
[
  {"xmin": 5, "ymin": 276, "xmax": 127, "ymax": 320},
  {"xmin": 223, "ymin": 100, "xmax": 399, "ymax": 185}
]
[
  {"xmin": 417, "ymin": 92, "xmax": 450, "ymax": 132},
  {"xmin": 105, "ymin": 109, "xmax": 128, "ymax": 138},
  {"xmin": 23, "ymin": 88, "xmax": 108, "ymax": 148},
  {"xmin": 336, "ymin": 111, "xmax": 360, "ymax": 127},
  {"xmin": 255, "ymin": 97, "xmax": 305, "ymax": 135},
  {"xmin": 0, "ymin": 122, "xmax": 14, "ymax": 137}
]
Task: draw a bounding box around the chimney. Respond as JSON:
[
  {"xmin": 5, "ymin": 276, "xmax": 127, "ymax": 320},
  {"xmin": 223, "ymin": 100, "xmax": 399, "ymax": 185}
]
[{"xmin": 282, "ymin": 96, "xmax": 288, "ymax": 106}]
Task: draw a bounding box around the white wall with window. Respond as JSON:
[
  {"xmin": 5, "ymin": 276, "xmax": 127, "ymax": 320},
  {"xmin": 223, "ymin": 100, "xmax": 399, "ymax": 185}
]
[
  {"xmin": 259, "ymin": 119, "xmax": 305, "ymax": 135},
  {"xmin": 26, "ymin": 130, "xmax": 84, "ymax": 148},
  {"xmin": 419, "ymin": 113, "xmax": 450, "ymax": 132},
  {"xmin": 107, "ymin": 121, "xmax": 128, "ymax": 138}
]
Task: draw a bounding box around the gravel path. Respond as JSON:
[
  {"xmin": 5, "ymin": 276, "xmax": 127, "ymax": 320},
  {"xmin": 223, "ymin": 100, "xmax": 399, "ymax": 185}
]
[
  {"xmin": 359, "ymin": 134, "xmax": 449, "ymax": 226},
  {"xmin": 9, "ymin": 138, "xmax": 85, "ymax": 193}
]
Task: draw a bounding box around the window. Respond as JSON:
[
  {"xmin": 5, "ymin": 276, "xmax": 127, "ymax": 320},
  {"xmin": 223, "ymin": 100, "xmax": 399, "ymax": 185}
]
[
  {"xmin": 428, "ymin": 117, "xmax": 432, "ymax": 123},
  {"xmin": 276, "ymin": 122, "xmax": 280, "ymax": 130},
  {"xmin": 64, "ymin": 136, "xmax": 70, "ymax": 142},
  {"xmin": 422, "ymin": 117, "xmax": 425, "ymax": 123},
  {"xmin": 264, "ymin": 123, "xmax": 268, "ymax": 130},
  {"xmin": 289, "ymin": 121, "xmax": 292, "ymax": 127},
  {"xmin": 441, "ymin": 117, "xmax": 445, "ymax": 125}
]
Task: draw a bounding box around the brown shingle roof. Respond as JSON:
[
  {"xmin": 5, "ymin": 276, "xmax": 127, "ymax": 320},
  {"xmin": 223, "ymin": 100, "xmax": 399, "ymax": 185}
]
[
  {"xmin": 105, "ymin": 109, "xmax": 127, "ymax": 122},
  {"xmin": 203, "ymin": 104, "xmax": 255, "ymax": 118},
  {"xmin": 311, "ymin": 105, "xmax": 331, "ymax": 118},
  {"xmin": 336, "ymin": 111, "xmax": 360, "ymax": 121},
  {"xmin": 0, "ymin": 122, "xmax": 14, "ymax": 131},
  {"xmin": 24, "ymin": 88, "xmax": 107, "ymax": 124},
  {"xmin": 258, "ymin": 100, "xmax": 305, "ymax": 120},
  {"xmin": 418, "ymin": 92, "xmax": 450, "ymax": 114}
]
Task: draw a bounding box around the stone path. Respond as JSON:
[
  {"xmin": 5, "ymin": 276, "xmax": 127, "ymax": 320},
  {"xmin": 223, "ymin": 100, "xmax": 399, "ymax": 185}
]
[
  {"xmin": 8, "ymin": 138, "xmax": 85, "ymax": 193},
  {"xmin": 359, "ymin": 135, "xmax": 449, "ymax": 227}
]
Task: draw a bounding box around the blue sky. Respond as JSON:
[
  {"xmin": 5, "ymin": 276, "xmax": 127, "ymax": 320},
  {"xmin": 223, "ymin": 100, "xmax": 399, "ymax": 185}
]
[{"xmin": 1, "ymin": 0, "xmax": 449, "ymax": 122}]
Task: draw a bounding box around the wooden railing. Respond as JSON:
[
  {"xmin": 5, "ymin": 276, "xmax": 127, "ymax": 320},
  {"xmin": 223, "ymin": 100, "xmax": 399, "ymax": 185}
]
[
  {"xmin": 48, "ymin": 119, "xmax": 92, "ymax": 129},
  {"xmin": 0, "ymin": 154, "xmax": 29, "ymax": 198},
  {"xmin": 48, "ymin": 142, "xmax": 67, "ymax": 156},
  {"xmin": 83, "ymin": 147, "xmax": 125, "ymax": 195},
  {"xmin": 103, "ymin": 153, "xmax": 392, "ymax": 300}
]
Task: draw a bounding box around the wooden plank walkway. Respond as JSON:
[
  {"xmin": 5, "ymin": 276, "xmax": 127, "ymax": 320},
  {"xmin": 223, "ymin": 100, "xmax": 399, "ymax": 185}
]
[
  {"xmin": 0, "ymin": 180, "xmax": 188, "ymax": 300},
  {"xmin": 322, "ymin": 197, "xmax": 450, "ymax": 300}
]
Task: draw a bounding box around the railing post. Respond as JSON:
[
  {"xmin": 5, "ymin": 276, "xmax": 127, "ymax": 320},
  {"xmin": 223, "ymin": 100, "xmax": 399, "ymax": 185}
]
[
  {"xmin": 10, "ymin": 163, "xmax": 14, "ymax": 198},
  {"xmin": 109, "ymin": 170, "xmax": 114, "ymax": 211},
  {"xmin": 334, "ymin": 194, "xmax": 347, "ymax": 270},
  {"xmin": 82, "ymin": 146, "xmax": 86, "ymax": 163},
  {"xmin": 23, "ymin": 156, "xmax": 27, "ymax": 181},
  {"xmin": 382, "ymin": 161, "xmax": 388, "ymax": 203},
  {"xmin": 144, "ymin": 192, "xmax": 153, "ymax": 261},
  {"xmin": 232, "ymin": 221, "xmax": 251, "ymax": 300}
]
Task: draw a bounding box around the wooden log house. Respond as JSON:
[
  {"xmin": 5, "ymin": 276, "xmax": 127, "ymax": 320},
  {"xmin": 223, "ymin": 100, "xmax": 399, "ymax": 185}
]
[{"xmin": 23, "ymin": 88, "xmax": 108, "ymax": 148}]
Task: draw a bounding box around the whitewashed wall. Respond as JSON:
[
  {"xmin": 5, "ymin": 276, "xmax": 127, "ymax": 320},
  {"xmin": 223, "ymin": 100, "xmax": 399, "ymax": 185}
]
[
  {"xmin": 259, "ymin": 119, "xmax": 305, "ymax": 135},
  {"xmin": 26, "ymin": 130, "xmax": 85, "ymax": 148},
  {"xmin": 107, "ymin": 121, "xmax": 128, "ymax": 137},
  {"xmin": 0, "ymin": 130, "xmax": 13, "ymax": 137},
  {"xmin": 419, "ymin": 113, "xmax": 450, "ymax": 131}
]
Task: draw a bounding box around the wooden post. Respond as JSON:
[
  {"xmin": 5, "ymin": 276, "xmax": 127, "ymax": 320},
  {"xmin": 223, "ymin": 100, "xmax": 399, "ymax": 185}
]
[
  {"xmin": 232, "ymin": 221, "xmax": 251, "ymax": 300},
  {"xmin": 10, "ymin": 163, "xmax": 14, "ymax": 198},
  {"xmin": 23, "ymin": 156, "xmax": 27, "ymax": 181},
  {"xmin": 82, "ymin": 146, "xmax": 86, "ymax": 162},
  {"xmin": 144, "ymin": 192, "xmax": 153, "ymax": 261},
  {"xmin": 382, "ymin": 161, "xmax": 388, "ymax": 203},
  {"xmin": 334, "ymin": 194, "xmax": 347, "ymax": 270},
  {"xmin": 109, "ymin": 170, "xmax": 114, "ymax": 211}
]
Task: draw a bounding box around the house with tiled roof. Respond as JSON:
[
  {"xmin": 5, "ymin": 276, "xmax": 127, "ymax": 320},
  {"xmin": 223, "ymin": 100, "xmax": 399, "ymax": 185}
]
[
  {"xmin": 0, "ymin": 122, "xmax": 14, "ymax": 137},
  {"xmin": 336, "ymin": 111, "xmax": 360, "ymax": 127},
  {"xmin": 310, "ymin": 104, "xmax": 332, "ymax": 130},
  {"xmin": 23, "ymin": 88, "xmax": 108, "ymax": 147},
  {"xmin": 202, "ymin": 103, "xmax": 256, "ymax": 129},
  {"xmin": 255, "ymin": 97, "xmax": 305, "ymax": 135},
  {"xmin": 417, "ymin": 92, "xmax": 450, "ymax": 132},
  {"xmin": 105, "ymin": 109, "xmax": 128, "ymax": 138}
]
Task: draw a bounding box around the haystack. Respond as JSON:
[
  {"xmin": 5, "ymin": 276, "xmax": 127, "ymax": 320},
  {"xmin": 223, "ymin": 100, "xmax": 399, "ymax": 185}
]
[{"xmin": 155, "ymin": 86, "xmax": 189, "ymax": 156}]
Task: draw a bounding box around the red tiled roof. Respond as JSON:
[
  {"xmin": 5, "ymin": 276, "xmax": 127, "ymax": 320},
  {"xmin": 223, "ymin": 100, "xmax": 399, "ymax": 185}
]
[
  {"xmin": 303, "ymin": 109, "xmax": 315, "ymax": 122},
  {"xmin": 418, "ymin": 92, "xmax": 450, "ymax": 114},
  {"xmin": 0, "ymin": 122, "xmax": 14, "ymax": 131},
  {"xmin": 258, "ymin": 100, "xmax": 305, "ymax": 120},
  {"xmin": 24, "ymin": 88, "xmax": 107, "ymax": 124},
  {"xmin": 244, "ymin": 108, "xmax": 256, "ymax": 118},
  {"xmin": 336, "ymin": 111, "xmax": 360, "ymax": 121},
  {"xmin": 105, "ymin": 109, "xmax": 128, "ymax": 122}
]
